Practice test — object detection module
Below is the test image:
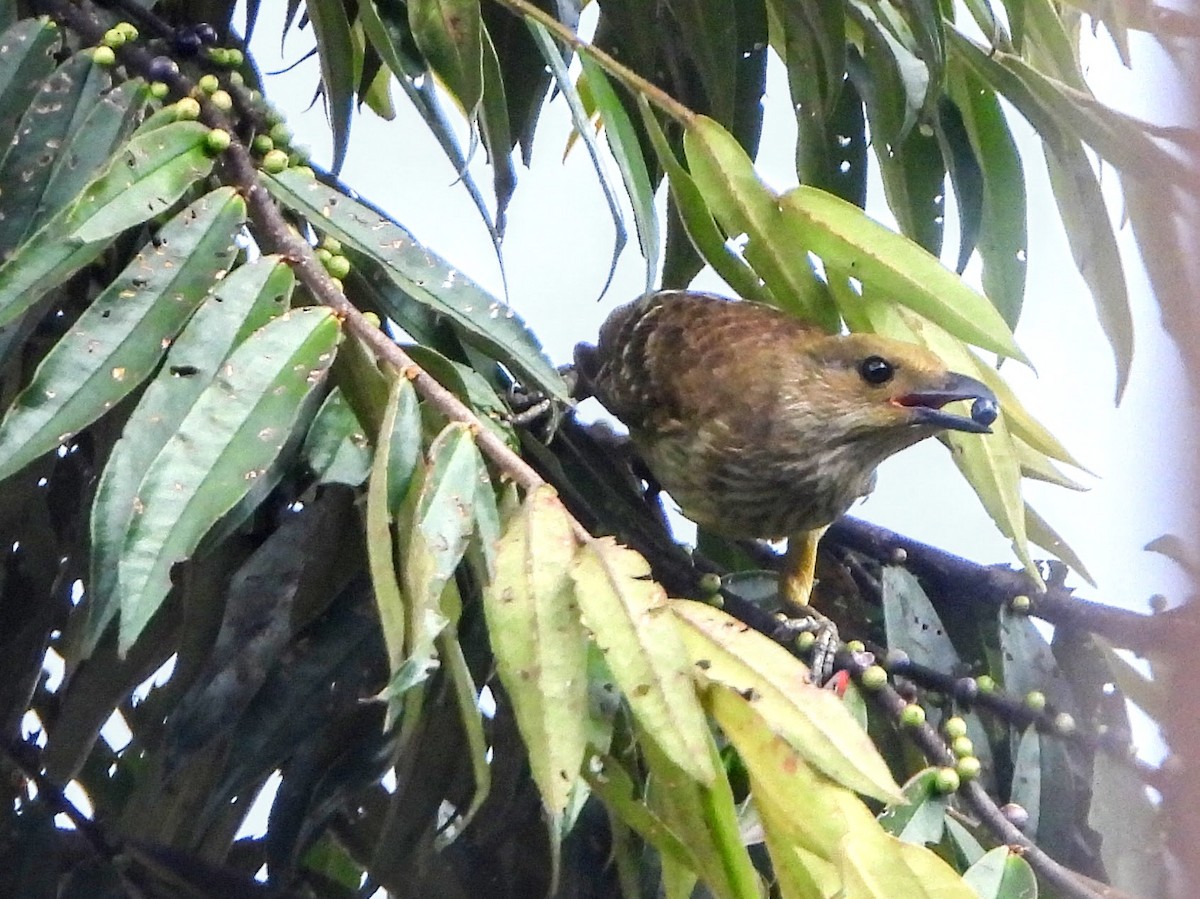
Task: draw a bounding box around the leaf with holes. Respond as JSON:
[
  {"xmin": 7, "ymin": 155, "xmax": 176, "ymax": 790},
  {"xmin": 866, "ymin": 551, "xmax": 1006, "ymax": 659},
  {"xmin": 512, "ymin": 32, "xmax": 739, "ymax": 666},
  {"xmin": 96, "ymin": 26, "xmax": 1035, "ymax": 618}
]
[
  {"xmin": 0, "ymin": 188, "xmax": 245, "ymax": 484},
  {"xmin": 117, "ymin": 307, "xmax": 340, "ymax": 653},
  {"xmin": 87, "ymin": 255, "xmax": 293, "ymax": 654}
]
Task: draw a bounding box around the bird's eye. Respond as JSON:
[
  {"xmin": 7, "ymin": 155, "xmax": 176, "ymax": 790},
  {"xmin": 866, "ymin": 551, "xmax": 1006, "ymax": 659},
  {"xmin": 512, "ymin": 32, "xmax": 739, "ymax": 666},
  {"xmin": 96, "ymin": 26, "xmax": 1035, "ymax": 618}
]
[{"xmin": 859, "ymin": 355, "xmax": 895, "ymax": 385}]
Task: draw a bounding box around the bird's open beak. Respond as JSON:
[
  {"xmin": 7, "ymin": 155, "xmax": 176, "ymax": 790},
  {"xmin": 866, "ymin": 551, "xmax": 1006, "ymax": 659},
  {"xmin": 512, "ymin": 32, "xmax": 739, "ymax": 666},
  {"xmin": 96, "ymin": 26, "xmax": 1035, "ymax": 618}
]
[{"xmin": 895, "ymin": 373, "xmax": 999, "ymax": 434}]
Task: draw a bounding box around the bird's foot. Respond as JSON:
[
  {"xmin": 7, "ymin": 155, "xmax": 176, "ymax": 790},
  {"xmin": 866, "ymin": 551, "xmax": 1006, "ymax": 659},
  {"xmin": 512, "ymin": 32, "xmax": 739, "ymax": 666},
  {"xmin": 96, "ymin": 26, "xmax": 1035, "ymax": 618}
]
[
  {"xmin": 772, "ymin": 611, "xmax": 840, "ymax": 685},
  {"xmin": 506, "ymin": 366, "xmax": 576, "ymax": 438}
]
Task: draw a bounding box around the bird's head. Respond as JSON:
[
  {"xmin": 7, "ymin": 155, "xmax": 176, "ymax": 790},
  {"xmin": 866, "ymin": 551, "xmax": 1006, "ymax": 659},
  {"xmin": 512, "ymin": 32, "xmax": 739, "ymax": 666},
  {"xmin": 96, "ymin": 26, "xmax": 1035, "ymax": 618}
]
[{"xmin": 788, "ymin": 332, "xmax": 999, "ymax": 448}]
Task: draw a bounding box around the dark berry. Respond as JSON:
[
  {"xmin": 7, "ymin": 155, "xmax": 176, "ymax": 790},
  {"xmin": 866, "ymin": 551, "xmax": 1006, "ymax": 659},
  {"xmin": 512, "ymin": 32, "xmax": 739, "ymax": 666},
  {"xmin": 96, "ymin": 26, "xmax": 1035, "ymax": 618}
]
[
  {"xmin": 195, "ymin": 23, "xmax": 219, "ymax": 44},
  {"xmin": 174, "ymin": 29, "xmax": 203, "ymax": 56},
  {"xmin": 971, "ymin": 397, "xmax": 999, "ymax": 427},
  {"xmin": 147, "ymin": 56, "xmax": 179, "ymax": 81}
]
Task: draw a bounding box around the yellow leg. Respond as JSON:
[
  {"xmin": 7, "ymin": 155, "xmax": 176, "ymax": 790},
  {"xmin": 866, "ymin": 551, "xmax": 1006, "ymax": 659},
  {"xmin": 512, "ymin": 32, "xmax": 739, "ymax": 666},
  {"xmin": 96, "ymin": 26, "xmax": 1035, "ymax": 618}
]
[{"xmin": 780, "ymin": 525, "xmax": 828, "ymax": 611}]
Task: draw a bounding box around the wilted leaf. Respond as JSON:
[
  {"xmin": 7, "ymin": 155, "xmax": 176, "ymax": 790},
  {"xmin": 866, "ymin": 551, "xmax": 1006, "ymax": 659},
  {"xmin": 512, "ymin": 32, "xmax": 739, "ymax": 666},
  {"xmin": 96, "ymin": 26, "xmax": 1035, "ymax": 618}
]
[
  {"xmin": 483, "ymin": 485, "xmax": 588, "ymax": 823},
  {"xmin": 672, "ymin": 599, "xmax": 902, "ymax": 802},
  {"xmin": 571, "ymin": 539, "xmax": 716, "ymax": 784}
]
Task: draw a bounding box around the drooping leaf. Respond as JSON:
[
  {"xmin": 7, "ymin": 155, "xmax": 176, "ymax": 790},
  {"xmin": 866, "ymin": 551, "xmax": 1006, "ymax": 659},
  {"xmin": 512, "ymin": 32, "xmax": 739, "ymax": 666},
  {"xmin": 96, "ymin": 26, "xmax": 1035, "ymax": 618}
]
[
  {"xmin": 117, "ymin": 307, "xmax": 341, "ymax": 653},
  {"xmin": 483, "ymin": 484, "xmax": 589, "ymax": 825},
  {"xmin": 86, "ymin": 254, "xmax": 293, "ymax": 653},
  {"xmin": 580, "ymin": 56, "xmax": 659, "ymax": 293},
  {"xmin": 307, "ymin": 0, "xmax": 356, "ymax": 173},
  {"xmin": 780, "ymin": 185, "xmax": 1027, "ymax": 361},
  {"xmin": 264, "ymin": 170, "xmax": 567, "ymax": 401},
  {"xmin": 367, "ymin": 376, "xmax": 420, "ymax": 702},
  {"xmin": 570, "ymin": 539, "xmax": 716, "ymax": 784},
  {"xmin": 408, "ymin": 0, "xmax": 484, "ymax": 118},
  {"xmin": 0, "ymin": 188, "xmax": 246, "ymax": 483},
  {"xmin": 671, "ymin": 599, "xmax": 902, "ymax": 802},
  {"xmin": 684, "ymin": 115, "xmax": 837, "ymax": 327},
  {"xmin": 527, "ymin": 20, "xmax": 627, "ymax": 298}
]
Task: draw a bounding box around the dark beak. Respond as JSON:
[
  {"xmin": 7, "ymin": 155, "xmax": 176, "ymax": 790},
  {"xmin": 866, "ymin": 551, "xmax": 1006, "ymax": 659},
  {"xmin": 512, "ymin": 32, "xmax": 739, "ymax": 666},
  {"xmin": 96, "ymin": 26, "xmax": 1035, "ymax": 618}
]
[{"xmin": 896, "ymin": 372, "xmax": 999, "ymax": 434}]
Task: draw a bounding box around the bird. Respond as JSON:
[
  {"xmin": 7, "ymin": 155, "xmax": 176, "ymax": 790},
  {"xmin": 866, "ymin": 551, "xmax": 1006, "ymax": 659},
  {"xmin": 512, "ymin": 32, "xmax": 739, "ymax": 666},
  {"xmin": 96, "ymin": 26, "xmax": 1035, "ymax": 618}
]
[{"xmin": 573, "ymin": 289, "xmax": 999, "ymax": 624}]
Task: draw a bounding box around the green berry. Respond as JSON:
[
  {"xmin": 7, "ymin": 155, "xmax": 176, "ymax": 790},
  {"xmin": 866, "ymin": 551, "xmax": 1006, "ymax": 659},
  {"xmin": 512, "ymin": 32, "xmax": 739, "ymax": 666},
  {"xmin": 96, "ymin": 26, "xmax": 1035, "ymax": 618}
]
[
  {"xmin": 976, "ymin": 675, "xmax": 997, "ymax": 694},
  {"xmin": 320, "ymin": 236, "xmax": 343, "ymax": 254},
  {"xmin": 203, "ymin": 129, "xmax": 231, "ymax": 154},
  {"xmin": 315, "ymin": 247, "xmax": 334, "ymax": 265},
  {"xmin": 951, "ymin": 736, "xmax": 974, "ymax": 758},
  {"xmin": 933, "ymin": 767, "xmax": 961, "ymax": 794},
  {"xmin": 1011, "ymin": 594, "xmax": 1032, "ymax": 614},
  {"xmin": 846, "ymin": 640, "xmax": 865, "ymax": 653},
  {"xmin": 261, "ymin": 149, "xmax": 290, "ymax": 174},
  {"xmin": 860, "ymin": 665, "xmax": 888, "ymax": 692},
  {"xmin": 1024, "ymin": 691, "xmax": 1046, "ymax": 713},
  {"xmin": 944, "ymin": 716, "xmax": 968, "ymax": 739},
  {"xmin": 174, "ymin": 97, "xmax": 202, "ymax": 120},
  {"xmin": 93, "ymin": 46, "xmax": 116, "ymax": 66},
  {"xmin": 225, "ymin": 48, "xmax": 245, "ymax": 67},
  {"xmin": 210, "ymin": 90, "xmax": 233, "ymax": 112},
  {"xmin": 955, "ymin": 756, "xmax": 982, "ymax": 781},
  {"xmin": 795, "ymin": 631, "xmax": 816, "ymax": 653},
  {"xmin": 251, "ymin": 135, "xmax": 274, "ymax": 155},
  {"xmin": 103, "ymin": 29, "xmax": 125, "ymax": 49},
  {"xmin": 198, "ymin": 74, "xmax": 220, "ymax": 94},
  {"xmin": 149, "ymin": 81, "xmax": 170, "ymax": 99},
  {"xmin": 326, "ymin": 255, "xmax": 351, "ymax": 279},
  {"xmin": 229, "ymin": 71, "xmax": 245, "ymax": 86},
  {"xmin": 206, "ymin": 47, "xmax": 229, "ymax": 66},
  {"xmin": 268, "ymin": 122, "xmax": 292, "ymax": 146},
  {"xmin": 329, "ymin": 277, "xmax": 345, "ymax": 293},
  {"xmin": 698, "ymin": 572, "xmax": 722, "ymax": 596},
  {"xmin": 293, "ymin": 165, "xmax": 316, "ymax": 179},
  {"xmin": 899, "ymin": 703, "xmax": 926, "ymax": 727}
]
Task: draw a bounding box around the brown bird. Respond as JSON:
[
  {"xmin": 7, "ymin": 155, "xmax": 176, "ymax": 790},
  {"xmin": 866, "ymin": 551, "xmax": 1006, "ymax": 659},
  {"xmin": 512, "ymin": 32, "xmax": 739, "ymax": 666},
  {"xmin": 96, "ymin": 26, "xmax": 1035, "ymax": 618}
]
[{"xmin": 574, "ymin": 290, "xmax": 998, "ymax": 616}]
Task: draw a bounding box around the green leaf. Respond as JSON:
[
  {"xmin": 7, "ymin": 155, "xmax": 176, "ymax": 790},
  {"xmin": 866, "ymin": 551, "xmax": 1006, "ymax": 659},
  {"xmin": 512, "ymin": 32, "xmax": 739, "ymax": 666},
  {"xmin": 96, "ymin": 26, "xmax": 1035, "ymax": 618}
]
[
  {"xmin": 264, "ymin": 170, "xmax": 567, "ymax": 401},
  {"xmin": 302, "ymin": 388, "xmax": 371, "ymax": 487},
  {"xmin": 0, "ymin": 52, "xmax": 109, "ymax": 252},
  {"xmin": 32, "ymin": 80, "xmax": 146, "ymax": 237},
  {"xmin": 86, "ymin": 254, "xmax": 293, "ymax": 654},
  {"xmin": 400, "ymin": 422, "xmax": 482, "ymax": 652},
  {"xmin": 877, "ymin": 769, "xmax": 949, "ymax": 845},
  {"xmin": 1044, "ymin": 145, "xmax": 1133, "ymax": 401},
  {"xmin": 307, "ymin": 0, "xmax": 356, "ymax": 173},
  {"xmin": 527, "ymin": 20, "xmax": 627, "ymax": 297},
  {"xmin": 0, "ymin": 187, "xmax": 246, "ymax": 483},
  {"xmin": 67, "ymin": 120, "xmax": 217, "ymax": 244},
  {"xmin": 570, "ymin": 539, "xmax": 716, "ymax": 785},
  {"xmin": 641, "ymin": 727, "xmax": 761, "ymax": 899},
  {"xmin": 408, "ymin": 0, "xmax": 484, "ymax": 117},
  {"xmin": 963, "ymin": 846, "xmax": 1038, "ymax": 899},
  {"xmin": 580, "ymin": 56, "xmax": 659, "ymax": 293},
  {"xmin": 368, "ymin": 377, "xmax": 418, "ymax": 695},
  {"xmin": 117, "ymin": 307, "xmax": 341, "ymax": 653},
  {"xmin": 639, "ymin": 97, "xmax": 771, "ymax": 304},
  {"xmin": 780, "ymin": 185, "xmax": 1027, "ymax": 361},
  {"xmin": 684, "ymin": 115, "xmax": 837, "ymax": 327},
  {"xmin": 483, "ymin": 484, "xmax": 589, "ymax": 823},
  {"xmin": 0, "ymin": 18, "xmax": 61, "ymax": 157},
  {"xmin": 671, "ymin": 599, "xmax": 902, "ymax": 803}
]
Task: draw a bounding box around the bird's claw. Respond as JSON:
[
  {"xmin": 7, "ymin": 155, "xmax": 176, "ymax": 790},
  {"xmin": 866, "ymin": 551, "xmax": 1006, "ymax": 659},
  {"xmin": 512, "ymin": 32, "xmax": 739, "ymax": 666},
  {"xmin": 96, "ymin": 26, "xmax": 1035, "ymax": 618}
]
[{"xmin": 772, "ymin": 612, "xmax": 840, "ymax": 684}]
